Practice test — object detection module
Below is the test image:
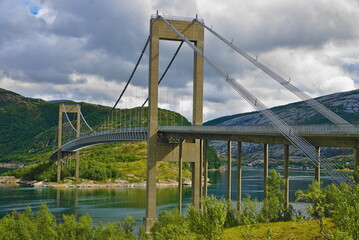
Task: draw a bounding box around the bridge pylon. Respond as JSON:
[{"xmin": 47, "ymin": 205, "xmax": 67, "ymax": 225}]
[
  {"xmin": 57, "ymin": 104, "xmax": 81, "ymax": 182},
  {"xmin": 145, "ymin": 14, "xmax": 204, "ymax": 232}
]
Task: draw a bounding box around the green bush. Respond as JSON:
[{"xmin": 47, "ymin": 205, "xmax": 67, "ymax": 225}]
[
  {"xmin": 239, "ymin": 194, "xmax": 260, "ymax": 225},
  {"xmin": 151, "ymin": 210, "xmax": 195, "ymax": 240},
  {"xmin": 259, "ymin": 169, "xmax": 285, "ymax": 222},
  {"xmin": 0, "ymin": 204, "xmax": 136, "ymax": 240},
  {"xmin": 296, "ymin": 182, "xmax": 359, "ymax": 240},
  {"xmin": 187, "ymin": 196, "xmax": 227, "ymax": 240}
]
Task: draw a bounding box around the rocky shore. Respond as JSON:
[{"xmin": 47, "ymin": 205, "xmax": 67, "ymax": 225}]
[{"xmin": 0, "ymin": 176, "xmax": 193, "ymax": 188}]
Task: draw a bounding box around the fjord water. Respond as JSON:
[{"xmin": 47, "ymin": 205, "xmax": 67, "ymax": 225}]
[{"xmin": 0, "ymin": 167, "xmax": 335, "ymax": 225}]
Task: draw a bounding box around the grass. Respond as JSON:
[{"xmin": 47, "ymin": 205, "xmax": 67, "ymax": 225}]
[{"xmin": 221, "ymin": 219, "xmax": 334, "ymax": 240}]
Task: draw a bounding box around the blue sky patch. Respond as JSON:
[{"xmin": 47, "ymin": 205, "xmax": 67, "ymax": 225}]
[{"xmin": 22, "ymin": 0, "xmax": 41, "ymax": 15}]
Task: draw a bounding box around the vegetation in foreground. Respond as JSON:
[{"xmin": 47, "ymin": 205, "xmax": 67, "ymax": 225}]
[
  {"xmin": 2, "ymin": 170, "xmax": 358, "ymax": 240},
  {"xmin": 221, "ymin": 219, "xmax": 334, "ymax": 240}
]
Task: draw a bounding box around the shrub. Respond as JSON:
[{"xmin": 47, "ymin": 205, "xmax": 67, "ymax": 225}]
[
  {"xmin": 187, "ymin": 196, "xmax": 227, "ymax": 240},
  {"xmin": 259, "ymin": 169, "xmax": 285, "ymax": 223},
  {"xmin": 239, "ymin": 194, "xmax": 260, "ymax": 225},
  {"xmin": 151, "ymin": 210, "xmax": 195, "ymax": 240}
]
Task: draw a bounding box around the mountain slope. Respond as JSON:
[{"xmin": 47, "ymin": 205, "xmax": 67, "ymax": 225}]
[
  {"xmin": 0, "ymin": 88, "xmax": 113, "ymax": 163},
  {"xmin": 205, "ymin": 89, "xmax": 359, "ymax": 168}
]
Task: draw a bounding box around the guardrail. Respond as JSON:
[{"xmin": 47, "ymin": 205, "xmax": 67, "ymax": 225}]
[
  {"xmin": 159, "ymin": 124, "xmax": 359, "ymax": 135},
  {"xmin": 150, "ymin": 14, "xmax": 204, "ymax": 23},
  {"xmin": 59, "ymin": 124, "xmax": 359, "ymax": 152}
]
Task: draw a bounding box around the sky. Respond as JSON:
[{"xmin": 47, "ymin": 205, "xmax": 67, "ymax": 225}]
[{"xmin": 1, "ymin": 0, "xmax": 358, "ymax": 122}]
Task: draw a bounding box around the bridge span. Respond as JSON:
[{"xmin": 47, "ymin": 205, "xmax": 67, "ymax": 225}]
[{"xmin": 53, "ymin": 124, "xmax": 359, "ymax": 156}]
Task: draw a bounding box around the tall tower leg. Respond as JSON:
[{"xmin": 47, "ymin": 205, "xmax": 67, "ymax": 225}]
[
  {"xmin": 178, "ymin": 139, "xmax": 183, "ymax": 213},
  {"xmin": 203, "ymin": 140, "xmax": 208, "ymax": 198},
  {"xmin": 145, "ymin": 19, "xmax": 160, "ymax": 233},
  {"xmin": 237, "ymin": 142, "xmax": 242, "ymax": 213},
  {"xmin": 227, "ymin": 141, "xmax": 232, "ymax": 201},
  {"xmin": 264, "ymin": 144, "xmax": 269, "ymax": 199},
  {"xmin": 284, "ymin": 145, "xmax": 289, "ymax": 209}
]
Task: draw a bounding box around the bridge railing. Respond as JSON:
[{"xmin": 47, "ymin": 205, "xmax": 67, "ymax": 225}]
[
  {"xmin": 159, "ymin": 124, "xmax": 359, "ymax": 135},
  {"xmin": 150, "ymin": 14, "xmax": 203, "ymax": 23}
]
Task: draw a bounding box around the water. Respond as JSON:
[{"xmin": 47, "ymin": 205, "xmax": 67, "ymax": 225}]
[{"xmin": 0, "ymin": 167, "xmax": 337, "ymax": 226}]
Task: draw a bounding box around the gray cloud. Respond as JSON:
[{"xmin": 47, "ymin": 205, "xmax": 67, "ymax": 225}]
[{"xmin": 0, "ymin": 0, "xmax": 358, "ymax": 121}]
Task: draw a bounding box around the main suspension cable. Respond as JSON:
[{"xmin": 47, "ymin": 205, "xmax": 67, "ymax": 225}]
[
  {"xmin": 120, "ymin": 41, "xmax": 184, "ymax": 128},
  {"xmin": 111, "ymin": 35, "xmax": 150, "ymax": 112}
]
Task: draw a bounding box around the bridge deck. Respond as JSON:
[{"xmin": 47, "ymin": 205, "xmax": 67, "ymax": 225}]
[{"xmin": 51, "ymin": 125, "xmax": 359, "ymax": 160}]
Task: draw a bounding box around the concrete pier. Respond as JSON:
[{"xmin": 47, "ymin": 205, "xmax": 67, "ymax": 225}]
[
  {"xmin": 237, "ymin": 142, "xmax": 242, "ymax": 213},
  {"xmin": 227, "ymin": 141, "xmax": 232, "ymax": 200},
  {"xmin": 264, "ymin": 143, "xmax": 269, "ymax": 199},
  {"xmin": 284, "ymin": 145, "xmax": 289, "ymax": 209},
  {"xmin": 315, "ymin": 146, "xmax": 321, "ymax": 183}
]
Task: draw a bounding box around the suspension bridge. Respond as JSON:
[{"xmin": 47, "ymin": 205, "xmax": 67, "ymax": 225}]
[{"xmin": 51, "ymin": 14, "xmax": 359, "ymax": 232}]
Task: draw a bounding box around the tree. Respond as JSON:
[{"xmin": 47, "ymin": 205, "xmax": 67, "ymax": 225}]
[{"xmin": 260, "ymin": 169, "xmax": 285, "ymax": 222}]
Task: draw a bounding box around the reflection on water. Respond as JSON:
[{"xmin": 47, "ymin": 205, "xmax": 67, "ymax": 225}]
[{"xmin": 0, "ymin": 167, "xmax": 346, "ymax": 225}]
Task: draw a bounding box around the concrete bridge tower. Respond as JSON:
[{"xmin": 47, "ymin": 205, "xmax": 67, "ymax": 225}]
[{"xmin": 145, "ymin": 15, "xmax": 204, "ymax": 231}]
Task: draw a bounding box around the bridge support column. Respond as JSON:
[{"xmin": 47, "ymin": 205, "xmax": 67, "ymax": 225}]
[
  {"xmin": 145, "ymin": 159, "xmax": 157, "ymax": 233},
  {"xmin": 192, "ymin": 141, "xmax": 201, "ymax": 209},
  {"xmin": 264, "ymin": 144, "xmax": 269, "ymax": 199},
  {"xmin": 178, "ymin": 139, "xmax": 183, "ymax": 213},
  {"xmin": 315, "ymin": 146, "xmax": 320, "ymax": 183},
  {"xmin": 227, "ymin": 141, "xmax": 232, "ymax": 201},
  {"xmin": 75, "ymin": 109, "xmax": 81, "ymax": 182},
  {"xmin": 57, "ymin": 106, "xmax": 63, "ymax": 182},
  {"xmin": 237, "ymin": 142, "xmax": 242, "ymax": 213},
  {"xmin": 75, "ymin": 152, "xmax": 80, "ymax": 181},
  {"xmin": 199, "ymin": 140, "xmax": 203, "ymax": 205},
  {"xmin": 284, "ymin": 145, "xmax": 289, "ymax": 209},
  {"xmin": 203, "ymin": 140, "xmax": 208, "ymax": 198},
  {"xmin": 56, "ymin": 160, "xmax": 61, "ymax": 182},
  {"xmin": 354, "ymin": 148, "xmax": 359, "ymax": 183}
]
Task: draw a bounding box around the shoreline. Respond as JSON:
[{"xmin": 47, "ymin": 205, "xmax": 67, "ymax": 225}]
[{"xmin": 0, "ymin": 176, "xmax": 192, "ymax": 188}]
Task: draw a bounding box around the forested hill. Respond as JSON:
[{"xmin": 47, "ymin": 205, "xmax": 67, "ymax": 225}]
[
  {"xmin": 0, "ymin": 88, "xmax": 222, "ymax": 182},
  {"xmin": 0, "ymin": 88, "xmax": 113, "ymax": 163}
]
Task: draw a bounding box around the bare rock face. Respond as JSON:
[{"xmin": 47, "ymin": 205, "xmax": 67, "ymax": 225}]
[{"xmin": 208, "ymin": 89, "xmax": 359, "ymax": 161}]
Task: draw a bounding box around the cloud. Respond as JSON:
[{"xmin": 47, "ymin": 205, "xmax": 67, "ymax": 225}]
[{"xmin": 0, "ymin": 0, "xmax": 358, "ymax": 122}]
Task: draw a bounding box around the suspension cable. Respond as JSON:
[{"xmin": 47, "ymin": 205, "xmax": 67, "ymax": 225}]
[
  {"xmin": 111, "ymin": 35, "xmax": 150, "ymax": 112},
  {"xmin": 195, "ymin": 20, "xmax": 357, "ymax": 134},
  {"xmin": 80, "ymin": 111, "xmax": 95, "ymax": 132},
  {"xmin": 62, "ymin": 104, "xmax": 79, "ymax": 133},
  {"xmin": 159, "ymin": 15, "xmax": 350, "ymax": 185},
  {"xmin": 120, "ymin": 41, "xmax": 184, "ymax": 128}
]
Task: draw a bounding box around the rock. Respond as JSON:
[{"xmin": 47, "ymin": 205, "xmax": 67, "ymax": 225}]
[
  {"xmin": 33, "ymin": 181, "xmax": 44, "ymax": 187},
  {"xmin": 0, "ymin": 176, "xmax": 20, "ymax": 184}
]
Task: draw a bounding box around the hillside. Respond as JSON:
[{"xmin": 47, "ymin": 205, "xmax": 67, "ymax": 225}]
[
  {"xmin": 205, "ymin": 89, "xmax": 359, "ymax": 169},
  {"xmin": 0, "ymin": 88, "xmax": 221, "ymax": 182},
  {"xmin": 0, "ymin": 88, "xmax": 113, "ymax": 163}
]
